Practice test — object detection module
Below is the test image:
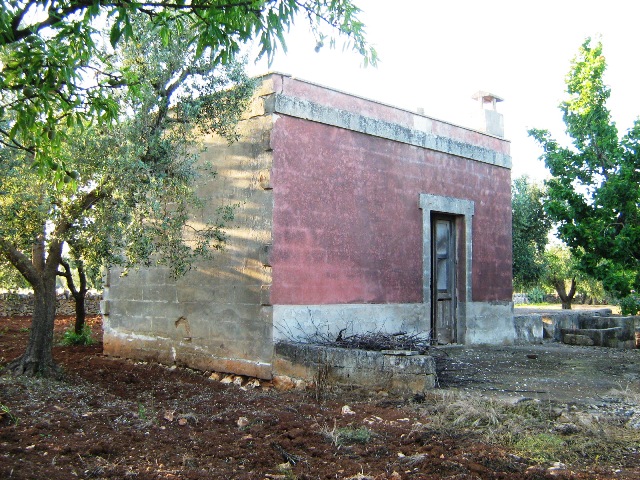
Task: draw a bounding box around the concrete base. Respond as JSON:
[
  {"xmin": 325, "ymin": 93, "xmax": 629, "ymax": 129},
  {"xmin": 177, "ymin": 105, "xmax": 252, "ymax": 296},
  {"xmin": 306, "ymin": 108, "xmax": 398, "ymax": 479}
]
[
  {"xmin": 103, "ymin": 322, "xmax": 273, "ymax": 379},
  {"xmin": 535, "ymin": 309, "xmax": 613, "ymax": 341},
  {"xmin": 464, "ymin": 301, "xmax": 515, "ymax": 344},
  {"xmin": 274, "ymin": 342, "xmax": 436, "ymax": 393},
  {"xmin": 273, "ymin": 304, "xmax": 427, "ymax": 343},
  {"xmin": 514, "ymin": 313, "xmax": 543, "ymax": 344}
]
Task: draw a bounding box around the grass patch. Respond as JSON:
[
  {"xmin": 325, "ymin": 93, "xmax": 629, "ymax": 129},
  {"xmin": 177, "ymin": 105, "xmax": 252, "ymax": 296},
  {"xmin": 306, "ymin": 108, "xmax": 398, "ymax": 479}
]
[
  {"xmin": 415, "ymin": 391, "xmax": 640, "ymax": 467},
  {"xmin": 513, "ymin": 433, "xmax": 566, "ymax": 463},
  {"xmin": 322, "ymin": 425, "xmax": 372, "ymax": 447},
  {"xmin": 60, "ymin": 325, "xmax": 94, "ymax": 346}
]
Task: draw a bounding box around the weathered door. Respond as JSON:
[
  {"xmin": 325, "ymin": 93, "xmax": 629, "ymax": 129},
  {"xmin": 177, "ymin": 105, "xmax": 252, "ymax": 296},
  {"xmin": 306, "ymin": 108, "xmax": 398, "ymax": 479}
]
[{"xmin": 431, "ymin": 216, "xmax": 457, "ymax": 344}]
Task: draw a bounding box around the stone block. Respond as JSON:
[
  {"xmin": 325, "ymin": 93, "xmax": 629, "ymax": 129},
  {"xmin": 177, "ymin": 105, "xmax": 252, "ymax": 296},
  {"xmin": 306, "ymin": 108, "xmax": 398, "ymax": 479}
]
[
  {"xmin": 260, "ymin": 285, "xmax": 272, "ymax": 306},
  {"xmin": 514, "ymin": 314, "xmax": 543, "ymax": 344},
  {"xmin": 563, "ymin": 333, "xmax": 595, "ymax": 346},
  {"xmin": 143, "ymin": 285, "xmax": 178, "ymax": 302}
]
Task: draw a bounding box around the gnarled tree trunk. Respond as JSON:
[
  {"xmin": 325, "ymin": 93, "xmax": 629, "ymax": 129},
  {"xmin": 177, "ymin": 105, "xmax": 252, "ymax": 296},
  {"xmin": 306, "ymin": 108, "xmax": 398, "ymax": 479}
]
[
  {"xmin": 2, "ymin": 233, "xmax": 64, "ymax": 377},
  {"xmin": 552, "ymin": 276, "xmax": 577, "ymax": 310},
  {"xmin": 7, "ymin": 274, "xmax": 61, "ymax": 377}
]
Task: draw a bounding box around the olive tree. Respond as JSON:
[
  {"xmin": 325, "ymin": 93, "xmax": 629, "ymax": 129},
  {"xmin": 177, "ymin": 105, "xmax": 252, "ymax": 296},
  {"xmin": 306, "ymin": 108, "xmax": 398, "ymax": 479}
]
[{"xmin": 0, "ymin": 16, "xmax": 254, "ymax": 376}]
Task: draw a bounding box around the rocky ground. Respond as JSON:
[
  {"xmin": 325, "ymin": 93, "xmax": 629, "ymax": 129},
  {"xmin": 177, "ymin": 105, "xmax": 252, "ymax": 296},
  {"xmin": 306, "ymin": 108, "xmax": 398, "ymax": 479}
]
[{"xmin": 1, "ymin": 315, "xmax": 640, "ymax": 479}]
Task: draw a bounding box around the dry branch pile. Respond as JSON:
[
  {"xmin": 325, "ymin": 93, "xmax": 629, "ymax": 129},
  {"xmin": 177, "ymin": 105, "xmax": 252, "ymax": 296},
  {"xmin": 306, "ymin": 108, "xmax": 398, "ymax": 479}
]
[{"xmin": 320, "ymin": 330, "xmax": 431, "ymax": 354}]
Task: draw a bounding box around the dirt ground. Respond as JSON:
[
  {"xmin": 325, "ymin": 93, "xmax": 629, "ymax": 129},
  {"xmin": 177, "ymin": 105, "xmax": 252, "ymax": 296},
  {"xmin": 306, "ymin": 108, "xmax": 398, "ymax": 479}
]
[{"xmin": 1, "ymin": 315, "xmax": 640, "ymax": 480}]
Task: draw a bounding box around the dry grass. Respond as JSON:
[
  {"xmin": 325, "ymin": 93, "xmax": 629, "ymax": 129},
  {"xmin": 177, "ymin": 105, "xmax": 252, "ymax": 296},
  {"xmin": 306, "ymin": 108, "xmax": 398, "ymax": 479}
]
[{"xmin": 413, "ymin": 390, "xmax": 640, "ymax": 467}]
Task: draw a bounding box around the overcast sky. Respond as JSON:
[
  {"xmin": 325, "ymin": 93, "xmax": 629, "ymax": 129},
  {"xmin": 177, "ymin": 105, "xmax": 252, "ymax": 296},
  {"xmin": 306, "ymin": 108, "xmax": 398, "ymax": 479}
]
[{"xmin": 247, "ymin": 0, "xmax": 640, "ymax": 181}]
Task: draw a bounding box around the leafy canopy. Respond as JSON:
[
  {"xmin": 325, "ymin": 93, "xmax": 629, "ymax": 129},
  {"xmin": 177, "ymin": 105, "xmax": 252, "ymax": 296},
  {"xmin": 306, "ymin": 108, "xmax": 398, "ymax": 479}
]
[
  {"xmin": 511, "ymin": 175, "xmax": 551, "ymax": 291},
  {"xmin": 529, "ymin": 38, "xmax": 640, "ymax": 297},
  {"xmin": 0, "ymin": 13, "xmax": 257, "ymax": 290},
  {"xmin": 0, "ymin": 0, "xmax": 377, "ymax": 176}
]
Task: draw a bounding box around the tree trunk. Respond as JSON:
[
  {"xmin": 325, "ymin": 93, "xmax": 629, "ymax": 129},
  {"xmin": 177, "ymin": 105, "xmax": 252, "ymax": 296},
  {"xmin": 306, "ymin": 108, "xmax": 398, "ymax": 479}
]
[
  {"xmin": 7, "ymin": 274, "xmax": 62, "ymax": 377},
  {"xmin": 553, "ymin": 276, "xmax": 577, "ymax": 310},
  {"xmin": 73, "ymin": 292, "xmax": 86, "ymax": 335},
  {"xmin": 59, "ymin": 258, "xmax": 88, "ymax": 334}
]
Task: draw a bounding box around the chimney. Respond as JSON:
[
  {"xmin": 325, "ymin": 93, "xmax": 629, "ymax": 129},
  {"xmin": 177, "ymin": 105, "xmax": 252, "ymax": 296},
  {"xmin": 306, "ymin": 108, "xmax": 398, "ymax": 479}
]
[{"xmin": 471, "ymin": 91, "xmax": 504, "ymax": 137}]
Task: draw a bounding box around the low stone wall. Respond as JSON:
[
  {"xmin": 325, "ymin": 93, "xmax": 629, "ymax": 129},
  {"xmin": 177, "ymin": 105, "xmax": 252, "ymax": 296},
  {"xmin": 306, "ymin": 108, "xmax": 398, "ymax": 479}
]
[
  {"xmin": 273, "ymin": 342, "xmax": 436, "ymax": 393},
  {"xmin": 0, "ymin": 292, "xmax": 102, "ymax": 317},
  {"xmin": 561, "ymin": 316, "xmax": 638, "ymax": 349},
  {"xmin": 514, "ymin": 308, "xmax": 639, "ymax": 349}
]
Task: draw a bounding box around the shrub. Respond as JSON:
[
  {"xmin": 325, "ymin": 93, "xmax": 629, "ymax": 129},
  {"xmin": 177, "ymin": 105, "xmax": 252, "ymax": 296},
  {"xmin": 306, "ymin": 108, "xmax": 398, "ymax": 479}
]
[
  {"xmin": 60, "ymin": 325, "xmax": 94, "ymax": 346},
  {"xmin": 619, "ymin": 292, "xmax": 640, "ymax": 316},
  {"xmin": 526, "ymin": 286, "xmax": 546, "ymax": 304}
]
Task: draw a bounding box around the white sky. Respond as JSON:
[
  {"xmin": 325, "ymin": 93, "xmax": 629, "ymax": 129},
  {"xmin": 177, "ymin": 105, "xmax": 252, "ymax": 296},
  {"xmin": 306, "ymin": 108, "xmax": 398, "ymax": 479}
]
[{"xmin": 247, "ymin": 0, "xmax": 640, "ymax": 181}]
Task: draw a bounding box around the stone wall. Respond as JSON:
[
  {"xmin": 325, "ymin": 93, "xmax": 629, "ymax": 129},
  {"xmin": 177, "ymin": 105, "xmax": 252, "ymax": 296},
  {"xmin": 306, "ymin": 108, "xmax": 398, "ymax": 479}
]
[
  {"xmin": 102, "ymin": 92, "xmax": 275, "ymax": 379},
  {"xmin": 0, "ymin": 292, "xmax": 102, "ymax": 317}
]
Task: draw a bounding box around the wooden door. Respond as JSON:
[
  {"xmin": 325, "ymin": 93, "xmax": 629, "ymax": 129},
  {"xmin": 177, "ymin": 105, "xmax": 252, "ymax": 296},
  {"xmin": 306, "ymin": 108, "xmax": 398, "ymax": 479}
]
[{"xmin": 432, "ymin": 216, "xmax": 457, "ymax": 344}]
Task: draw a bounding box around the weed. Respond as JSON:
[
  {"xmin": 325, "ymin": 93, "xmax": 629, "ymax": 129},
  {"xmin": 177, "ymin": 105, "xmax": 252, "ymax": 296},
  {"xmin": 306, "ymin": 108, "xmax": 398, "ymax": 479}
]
[
  {"xmin": 276, "ymin": 462, "xmax": 297, "ymax": 479},
  {"xmin": 60, "ymin": 325, "xmax": 94, "ymax": 346},
  {"xmin": 322, "ymin": 424, "xmax": 372, "ymax": 447},
  {"xmin": 0, "ymin": 404, "xmax": 18, "ymax": 425},
  {"xmin": 137, "ymin": 402, "xmax": 147, "ymax": 421},
  {"xmin": 513, "ymin": 433, "xmax": 566, "ymax": 463}
]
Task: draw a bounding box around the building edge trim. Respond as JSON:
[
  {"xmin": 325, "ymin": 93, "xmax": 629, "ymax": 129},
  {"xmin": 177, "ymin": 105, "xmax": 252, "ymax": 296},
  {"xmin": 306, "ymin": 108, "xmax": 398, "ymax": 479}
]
[{"xmin": 266, "ymin": 94, "xmax": 512, "ymax": 169}]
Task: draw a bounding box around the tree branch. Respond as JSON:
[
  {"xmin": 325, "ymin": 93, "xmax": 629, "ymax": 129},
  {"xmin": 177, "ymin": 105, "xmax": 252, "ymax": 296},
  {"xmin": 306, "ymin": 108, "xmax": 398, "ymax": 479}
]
[{"xmin": 0, "ymin": 238, "xmax": 40, "ymax": 287}]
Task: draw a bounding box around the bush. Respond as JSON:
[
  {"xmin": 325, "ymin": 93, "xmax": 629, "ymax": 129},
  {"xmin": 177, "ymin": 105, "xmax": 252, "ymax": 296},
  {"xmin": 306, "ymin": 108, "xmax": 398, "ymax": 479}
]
[
  {"xmin": 620, "ymin": 292, "xmax": 640, "ymax": 316},
  {"xmin": 60, "ymin": 325, "xmax": 94, "ymax": 346},
  {"xmin": 526, "ymin": 286, "xmax": 546, "ymax": 304}
]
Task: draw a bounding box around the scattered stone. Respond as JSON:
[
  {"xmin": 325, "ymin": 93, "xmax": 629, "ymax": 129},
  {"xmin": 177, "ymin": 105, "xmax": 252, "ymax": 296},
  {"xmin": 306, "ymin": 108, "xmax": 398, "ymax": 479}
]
[
  {"xmin": 547, "ymin": 462, "xmax": 568, "ymax": 476},
  {"xmin": 554, "ymin": 423, "xmax": 580, "ymax": 435},
  {"xmin": 294, "ymin": 379, "xmax": 307, "ymax": 390},
  {"xmin": 273, "ymin": 375, "xmax": 296, "ymax": 391},
  {"xmin": 245, "ymin": 379, "xmax": 260, "ymax": 389},
  {"xmin": 341, "ymin": 405, "xmax": 355, "ymax": 415},
  {"xmin": 209, "ymin": 372, "xmax": 222, "ymax": 381},
  {"xmin": 163, "ymin": 410, "xmax": 175, "ymax": 422},
  {"xmin": 627, "ymin": 413, "xmax": 640, "ymax": 430},
  {"xmin": 237, "ymin": 416, "xmax": 250, "ymax": 428},
  {"xmin": 233, "ymin": 376, "xmax": 244, "ymax": 386},
  {"xmin": 178, "ymin": 418, "xmax": 188, "ymax": 426},
  {"xmin": 220, "ymin": 375, "xmax": 234, "ymax": 384}
]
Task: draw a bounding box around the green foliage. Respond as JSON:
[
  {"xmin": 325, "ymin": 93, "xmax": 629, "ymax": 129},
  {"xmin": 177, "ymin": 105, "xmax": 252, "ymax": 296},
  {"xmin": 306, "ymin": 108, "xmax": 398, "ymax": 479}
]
[
  {"xmin": 526, "ymin": 286, "xmax": 547, "ymax": 304},
  {"xmin": 0, "ymin": 0, "xmax": 375, "ymax": 175},
  {"xmin": 0, "ymin": 259, "xmax": 30, "ymax": 291},
  {"xmin": 513, "ymin": 433, "xmax": 566, "ymax": 464},
  {"xmin": 529, "ymin": 38, "xmax": 640, "ymax": 297},
  {"xmin": 512, "ymin": 176, "xmax": 551, "ymax": 290},
  {"xmin": 333, "ymin": 426, "xmax": 372, "ymax": 446},
  {"xmin": 0, "ymin": 404, "xmax": 19, "ymax": 425},
  {"xmin": 60, "ymin": 325, "xmax": 94, "ymax": 346},
  {"xmin": 619, "ymin": 292, "xmax": 640, "ymax": 316}
]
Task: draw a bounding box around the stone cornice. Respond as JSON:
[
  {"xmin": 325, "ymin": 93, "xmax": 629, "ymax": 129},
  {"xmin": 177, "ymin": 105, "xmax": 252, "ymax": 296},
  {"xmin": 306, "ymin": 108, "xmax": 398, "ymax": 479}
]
[{"xmin": 264, "ymin": 93, "xmax": 512, "ymax": 169}]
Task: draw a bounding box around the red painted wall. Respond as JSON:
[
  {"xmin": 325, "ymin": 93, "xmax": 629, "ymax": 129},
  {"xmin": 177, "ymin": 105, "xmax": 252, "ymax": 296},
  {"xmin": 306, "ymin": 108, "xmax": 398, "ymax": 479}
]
[{"xmin": 268, "ymin": 76, "xmax": 512, "ymax": 306}]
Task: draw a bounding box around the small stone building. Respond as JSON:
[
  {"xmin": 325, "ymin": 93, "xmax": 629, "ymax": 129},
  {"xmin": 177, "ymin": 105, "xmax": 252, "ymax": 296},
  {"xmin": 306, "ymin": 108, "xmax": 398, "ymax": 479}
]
[{"xmin": 102, "ymin": 73, "xmax": 514, "ymax": 379}]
